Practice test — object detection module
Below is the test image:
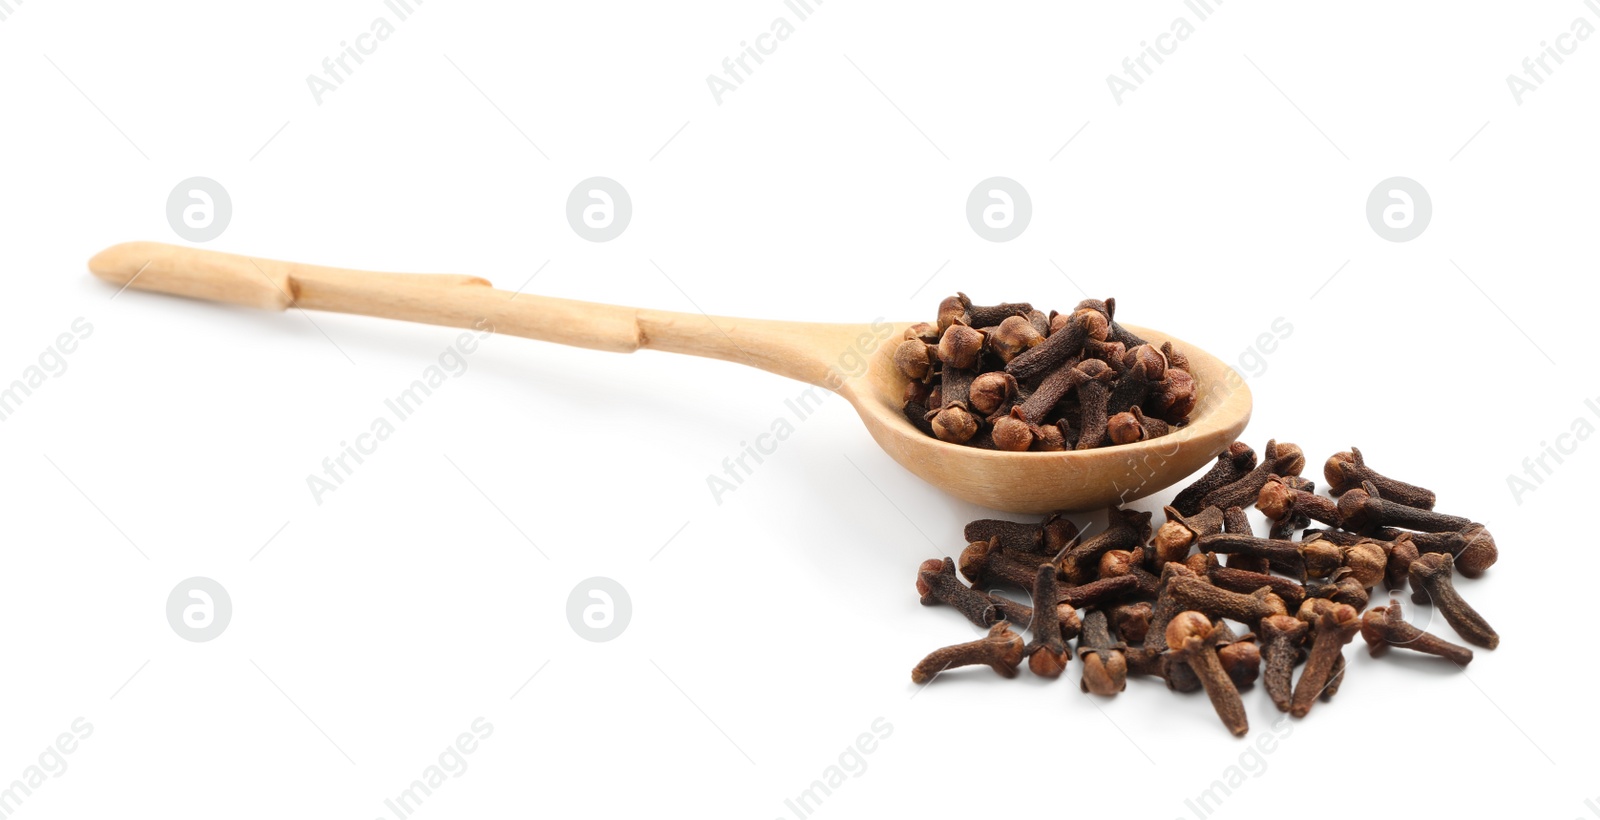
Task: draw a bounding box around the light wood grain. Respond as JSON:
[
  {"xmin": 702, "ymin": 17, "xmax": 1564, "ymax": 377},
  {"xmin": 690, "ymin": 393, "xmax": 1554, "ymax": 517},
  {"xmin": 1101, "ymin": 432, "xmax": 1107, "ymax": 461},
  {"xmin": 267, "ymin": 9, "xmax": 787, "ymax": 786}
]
[{"xmin": 89, "ymin": 241, "xmax": 1251, "ymax": 512}]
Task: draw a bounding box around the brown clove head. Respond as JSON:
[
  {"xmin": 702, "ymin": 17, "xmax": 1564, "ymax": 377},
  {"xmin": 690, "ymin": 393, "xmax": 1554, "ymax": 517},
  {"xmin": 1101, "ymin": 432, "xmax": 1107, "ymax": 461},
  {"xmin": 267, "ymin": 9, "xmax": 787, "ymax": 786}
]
[
  {"xmin": 1031, "ymin": 422, "xmax": 1066, "ymax": 451},
  {"xmin": 1406, "ymin": 551, "xmax": 1453, "ymax": 591},
  {"xmin": 914, "ymin": 558, "xmax": 945, "ymax": 599},
  {"xmin": 1148, "ymin": 368, "xmax": 1197, "ymax": 422},
  {"xmin": 1359, "ymin": 606, "xmax": 1395, "ymax": 651},
  {"xmin": 1081, "ymin": 653, "xmax": 1128, "ymax": 695},
  {"xmin": 1151, "ymin": 506, "xmax": 1223, "ymax": 569},
  {"xmin": 1028, "ymin": 645, "xmax": 1071, "ymax": 678},
  {"xmin": 991, "ymin": 410, "xmax": 1034, "ymax": 452},
  {"xmin": 1341, "ymin": 541, "xmax": 1387, "ymax": 589},
  {"xmin": 988, "ymin": 315, "xmax": 1044, "ymax": 363},
  {"xmin": 1110, "ymin": 602, "xmax": 1153, "ymax": 645},
  {"xmin": 936, "ymin": 295, "xmax": 968, "ymax": 332},
  {"xmin": 1165, "ymin": 611, "xmax": 1215, "ymax": 649},
  {"xmin": 1300, "ymin": 538, "xmax": 1345, "ymax": 579},
  {"xmin": 937, "ymin": 323, "xmax": 985, "ymax": 370},
  {"xmin": 928, "ymin": 403, "xmax": 978, "ymax": 444},
  {"xmin": 1106, "ymin": 411, "xmax": 1146, "ymax": 445},
  {"xmin": 968, "ymin": 371, "xmax": 1017, "ymax": 415},
  {"xmin": 904, "ymin": 322, "xmax": 939, "ymax": 342},
  {"xmin": 1075, "ymin": 307, "xmax": 1111, "ymax": 342},
  {"xmin": 1255, "ymin": 477, "xmax": 1296, "ymax": 522},
  {"xmin": 1218, "ymin": 640, "xmax": 1261, "ymax": 688},
  {"xmin": 893, "ymin": 339, "xmax": 934, "ymax": 381},
  {"xmin": 1454, "ymin": 524, "xmax": 1498, "ymax": 577}
]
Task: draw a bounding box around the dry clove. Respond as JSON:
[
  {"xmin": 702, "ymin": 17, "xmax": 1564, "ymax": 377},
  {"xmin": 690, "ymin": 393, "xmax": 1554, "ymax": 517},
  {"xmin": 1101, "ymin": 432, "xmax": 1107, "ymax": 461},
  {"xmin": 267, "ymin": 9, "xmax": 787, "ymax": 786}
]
[
  {"xmin": 1107, "ymin": 406, "xmax": 1169, "ymax": 445},
  {"xmin": 1109, "ymin": 602, "xmax": 1153, "ymax": 645},
  {"xmin": 1163, "ymin": 573, "xmax": 1287, "ymax": 628},
  {"xmin": 987, "ymin": 316, "xmax": 1043, "ymax": 363},
  {"xmin": 1360, "ymin": 601, "xmax": 1474, "ymax": 665},
  {"xmin": 1258, "ymin": 615, "xmax": 1308, "ymax": 713},
  {"xmin": 1173, "ymin": 442, "xmax": 1257, "ymax": 516},
  {"xmin": 1256, "ymin": 475, "xmax": 1343, "ymax": 528},
  {"xmin": 1325, "ymin": 448, "xmax": 1436, "ymax": 510},
  {"xmin": 1166, "ymin": 612, "xmax": 1250, "ymax": 737},
  {"xmin": 1006, "ymin": 307, "xmax": 1103, "ymax": 380},
  {"xmin": 1408, "ymin": 553, "xmax": 1498, "ymax": 649},
  {"xmin": 1194, "ymin": 533, "xmax": 1343, "ymax": 580},
  {"xmin": 1058, "ymin": 574, "xmax": 1142, "ymax": 609},
  {"xmin": 1163, "ymin": 620, "xmax": 1257, "ymax": 693},
  {"xmin": 927, "ymin": 403, "xmax": 979, "ymax": 444},
  {"xmin": 1058, "ymin": 508, "xmax": 1154, "ymax": 584},
  {"xmin": 963, "ymin": 513, "xmax": 1080, "ymax": 557},
  {"xmin": 1025, "ymin": 564, "xmax": 1071, "ymax": 678},
  {"xmin": 1338, "ymin": 480, "xmax": 1477, "ymax": 535},
  {"xmin": 959, "ymin": 538, "xmax": 1044, "ymax": 591},
  {"xmin": 1206, "ymin": 562, "xmax": 1308, "ymax": 609},
  {"xmin": 1098, "ymin": 550, "xmax": 1160, "ymax": 598},
  {"xmin": 1304, "ymin": 569, "xmax": 1370, "ymax": 610},
  {"xmin": 911, "ymin": 622, "xmax": 1025, "ymax": 683},
  {"xmin": 1384, "ymin": 525, "xmax": 1498, "ymax": 578},
  {"xmin": 968, "ymin": 371, "xmax": 1018, "ymax": 415},
  {"xmin": 1198, "ymin": 440, "xmax": 1307, "ymax": 512},
  {"xmin": 1289, "ymin": 601, "xmax": 1361, "ymax": 717},
  {"xmin": 918, "ymin": 557, "xmax": 1017, "ymax": 627},
  {"xmin": 1077, "ymin": 610, "xmax": 1127, "ymax": 695},
  {"xmin": 1150, "ymin": 505, "xmax": 1224, "ymax": 570}
]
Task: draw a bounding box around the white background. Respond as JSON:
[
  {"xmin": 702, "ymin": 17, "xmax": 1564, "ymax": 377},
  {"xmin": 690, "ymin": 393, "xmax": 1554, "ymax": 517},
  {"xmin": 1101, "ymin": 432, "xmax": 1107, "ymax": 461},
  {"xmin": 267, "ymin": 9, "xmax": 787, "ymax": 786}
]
[{"xmin": 2, "ymin": 1, "xmax": 1597, "ymax": 817}]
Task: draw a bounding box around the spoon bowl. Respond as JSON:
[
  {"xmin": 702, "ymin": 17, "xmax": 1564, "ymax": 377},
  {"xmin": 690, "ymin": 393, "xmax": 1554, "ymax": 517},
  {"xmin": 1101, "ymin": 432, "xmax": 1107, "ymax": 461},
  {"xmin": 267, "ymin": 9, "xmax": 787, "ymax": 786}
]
[{"xmin": 89, "ymin": 242, "xmax": 1250, "ymax": 512}]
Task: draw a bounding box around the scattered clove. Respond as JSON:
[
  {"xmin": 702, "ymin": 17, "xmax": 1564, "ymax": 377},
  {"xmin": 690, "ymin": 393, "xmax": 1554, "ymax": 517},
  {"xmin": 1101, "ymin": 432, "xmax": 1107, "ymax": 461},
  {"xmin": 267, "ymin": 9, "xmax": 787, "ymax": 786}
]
[
  {"xmin": 1361, "ymin": 601, "xmax": 1474, "ymax": 665},
  {"xmin": 1058, "ymin": 508, "xmax": 1153, "ymax": 584},
  {"xmin": 1162, "ymin": 574, "xmax": 1286, "ymax": 628},
  {"xmin": 1289, "ymin": 601, "xmax": 1361, "ymax": 718},
  {"xmin": 1025, "ymin": 564, "xmax": 1071, "ymax": 678},
  {"xmin": 1198, "ymin": 440, "xmax": 1306, "ymax": 512},
  {"xmin": 918, "ymin": 557, "xmax": 1017, "ymax": 628},
  {"xmin": 1325, "ymin": 447, "xmax": 1436, "ymax": 510},
  {"xmin": 1109, "ymin": 602, "xmax": 1153, "ymax": 645},
  {"xmin": 1206, "ymin": 562, "xmax": 1308, "ymax": 609},
  {"xmin": 1076, "ymin": 609, "xmax": 1127, "ymax": 695},
  {"xmin": 1172, "ymin": 442, "xmax": 1257, "ymax": 516},
  {"xmin": 1337, "ymin": 480, "xmax": 1478, "ymax": 535},
  {"xmin": 911, "ymin": 622, "xmax": 1025, "ymax": 683},
  {"xmin": 1408, "ymin": 553, "xmax": 1499, "ymax": 649},
  {"xmin": 1150, "ymin": 505, "xmax": 1224, "ymax": 570},
  {"xmin": 1384, "ymin": 525, "xmax": 1498, "ymax": 578},
  {"xmin": 1257, "ymin": 475, "xmax": 1342, "ymax": 528},
  {"xmin": 1166, "ymin": 612, "xmax": 1250, "ymax": 736},
  {"xmin": 1258, "ymin": 615, "xmax": 1308, "ymax": 713}
]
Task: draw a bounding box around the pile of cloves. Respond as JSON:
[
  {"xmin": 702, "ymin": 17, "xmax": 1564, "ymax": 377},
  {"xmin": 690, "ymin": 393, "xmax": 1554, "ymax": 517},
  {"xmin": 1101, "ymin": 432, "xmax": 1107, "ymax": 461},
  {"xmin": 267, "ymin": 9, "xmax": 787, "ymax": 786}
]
[
  {"xmin": 910, "ymin": 441, "xmax": 1499, "ymax": 736},
  {"xmin": 896, "ymin": 294, "xmax": 1195, "ymax": 449}
]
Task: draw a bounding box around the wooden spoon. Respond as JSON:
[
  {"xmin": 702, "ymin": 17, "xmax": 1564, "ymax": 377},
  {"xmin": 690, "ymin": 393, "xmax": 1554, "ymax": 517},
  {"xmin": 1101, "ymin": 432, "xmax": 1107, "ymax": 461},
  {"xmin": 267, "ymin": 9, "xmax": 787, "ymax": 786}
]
[{"xmin": 88, "ymin": 242, "xmax": 1250, "ymax": 512}]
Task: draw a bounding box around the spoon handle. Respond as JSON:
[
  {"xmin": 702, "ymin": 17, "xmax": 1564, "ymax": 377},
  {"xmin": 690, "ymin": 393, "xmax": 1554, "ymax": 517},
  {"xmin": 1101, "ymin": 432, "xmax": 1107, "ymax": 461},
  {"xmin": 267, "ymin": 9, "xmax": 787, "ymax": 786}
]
[{"xmin": 89, "ymin": 242, "xmax": 864, "ymax": 387}]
